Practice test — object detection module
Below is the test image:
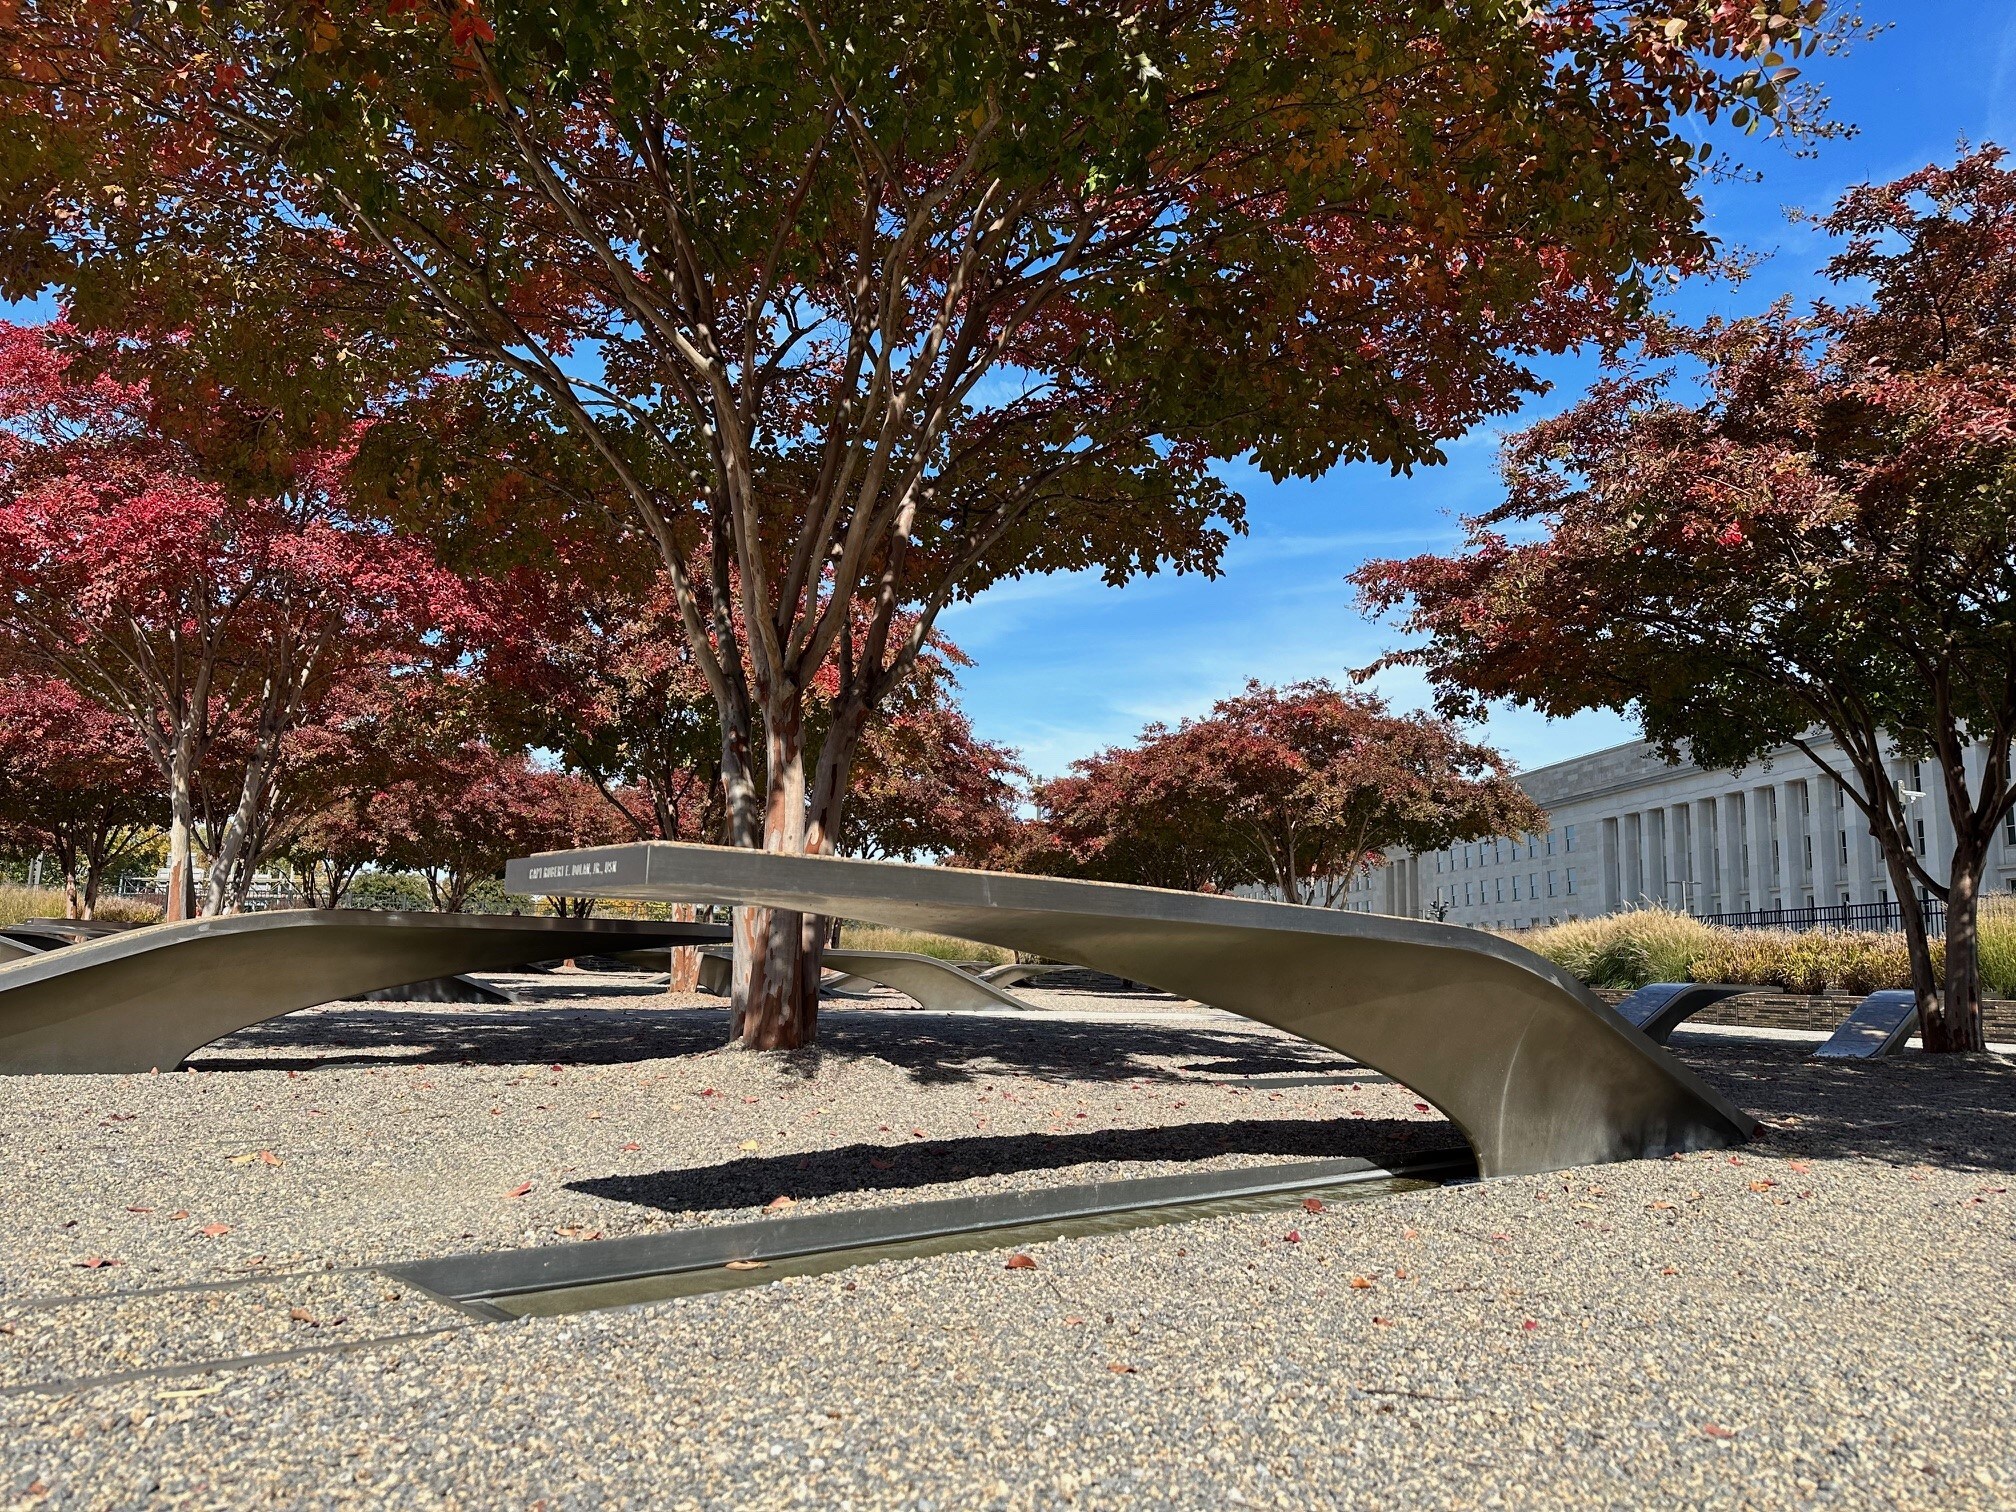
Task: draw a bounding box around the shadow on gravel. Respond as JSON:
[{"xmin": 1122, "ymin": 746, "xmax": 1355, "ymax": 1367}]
[
  {"xmin": 190, "ymin": 1001, "xmax": 1355, "ymax": 1086},
  {"xmin": 569, "ymin": 1116, "xmax": 1445, "ymax": 1213},
  {"xmin": 1672, "ymin": 1039, "xmax": 2016, "ymax": 1174}
]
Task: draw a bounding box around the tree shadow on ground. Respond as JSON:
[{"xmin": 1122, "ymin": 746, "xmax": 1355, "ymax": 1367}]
[
  {"xmin": 1669, "ymin": 1035, "xmax": 2016, "ymax": 1174},
  {"xmin": 191, "ymin": 1000, "xmax": 1356, "ymax": 1085},
  {"xmin": 569, "ymin": 1117, "xmax": 1448, "ymax": 1214}
]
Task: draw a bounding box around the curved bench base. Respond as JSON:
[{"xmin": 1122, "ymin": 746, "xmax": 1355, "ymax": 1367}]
[
  {"xmin": 0, "ymin": 912, "xmax": 727, "ymax": 1074},
  {"xmin": 507, "ymin": 843, "xmax": 1755, "ymax": 1178}
]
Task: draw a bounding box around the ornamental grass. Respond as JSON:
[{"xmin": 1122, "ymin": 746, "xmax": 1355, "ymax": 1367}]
[
  {"xmin": 0, "ymin": 884, "xmax": 160, "ymax": 928},
  {"xmin": 1515, "ymin": 897, "xmax": 2016, "ymax": 998}
]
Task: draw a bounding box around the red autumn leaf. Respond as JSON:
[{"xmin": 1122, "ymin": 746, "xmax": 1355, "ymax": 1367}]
[
  {"xmin": 1003, "ymin": 1253, "xmax": 1037, "ymax": 1270},
  {"xmin": 198, "ymin": 1222, "xmax": 231, "ymax": 1237},
  {"xmin": 1302, "ymin": 1197, "xmax": 1325, "ymax": 1214},
  {"xmin": 506, "ymin": 1181, "xmax": 533, "ymax": 1198},
  {"xmin": 1413, "ymin": 1102, "xmax": 1431, "ymax": 1113},
  {"xmin": 72, "ymin": 1256, "xmax": 121, "ymax": 1269},
  {"xmin": 1282, "ymin": 1230, "xmax": 1302, "ymax": 1243},
  {"xmin": 764, "ymin": 1195, "xmax": 796, "ymax": 1212},
  {"xmin": 1349, "ymin": 1275, "xmax": 1375, "ymax": 1289},
  {"xmin": 1702, "ymin": 1423, "xmax": 1737, "ymax": 1440},
  {"xmin": 1521, "ymin": 1319, "xmax": 1539, "ymax": 1331},
  {"xmin": 620, "ymin": 1142, "xmax": 641, "ymax": 1152},
  {"xmin": 1107, "ymin": 1363, "xmax": 1137, "ymax": 1375}
]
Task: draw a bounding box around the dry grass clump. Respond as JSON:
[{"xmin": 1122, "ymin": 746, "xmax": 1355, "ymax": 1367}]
[
  {"xmin": 0, "ymin": 883, "xmax": 164, "ymax": 927},
  {"xmin": 1515, "ymin": 907, "xmax": 1718, "ymax": 990},
  {"xmin": 837, "ymin": 923, "xmax": 1012, "ymax": 965},
  {"xmin": 1519, "ymin": 894, "xmax": 2016, "ymax": 997}
]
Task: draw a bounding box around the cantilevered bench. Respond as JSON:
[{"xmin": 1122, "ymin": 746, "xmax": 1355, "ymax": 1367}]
[
  {"xmin": 1811, "ymin": 989, "xmax": 1920, "ymax": 1060},
  {"xmin": 1613, "ymin": 983, "xmax": 1768, "ymax": 1044},
  {"xmin": 0, "ymin": 912, "xmax": 728, "ymax": 1074},
  {"xmin": 506, "ymin": 842, "xmax": 1755, "ymax": 1178},
  {"xmin": 693, "ymin": 946, "xmax": 1041, "ymax": 1012}
]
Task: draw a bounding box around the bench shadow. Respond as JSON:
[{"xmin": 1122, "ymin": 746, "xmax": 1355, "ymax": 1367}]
[
  {"xmin": 188, "ymin": 1000, "xmax": 1356, "ymax": 1085},
  {"xmin": 568, "ymin": 1116, "xmax": 1446, "ymax": 1215}
]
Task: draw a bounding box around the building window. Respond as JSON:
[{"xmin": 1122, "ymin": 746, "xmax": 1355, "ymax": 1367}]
[
  {"xmin": 1914, "ymin": 818, "xmax": 1927, "ymax": 855},
  {"xmin": 1547, "ymin": 870, "xmax": 1559, "ymax": 898},
  {"xmin": 1545, "ymin": 830, "xmax": 1556, "ymax": 856},
  {"xmin": 1803, "ymin": 834, "xmax": 1813, "ymax": 869},
  {"xmin": 2005, "ymin": 810, "xmax": 2016, "ymax": 846},
  {"xmin": 1839, "ymin": 831, "xmax": 1849, "ymax": 866},
  {"xmin": 1564, "ymin": 824, "xmax": 1577, "ymax": 853},
  {"xmin": 1464, "ymin": 882, "xmax": 1474, "ymax": 907},
  {"xmin": 1565, "ymin": 867, "xmax": 1578, "ymax": 896},
  {"xmin": 1495, "ymin": 878, "xmax": 1505, "ymax": 903},
  {"xmin": 1511, "ymin": 875, "xmax": 1522, "ymax": 901},
  {"xmin": 1529, "ymin": 872, "xmax": 1538, "ymax": 898}
]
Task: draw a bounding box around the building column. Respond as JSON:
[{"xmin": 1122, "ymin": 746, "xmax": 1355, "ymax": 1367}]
[
  {"xmin": 1662, "ymin": 803, "xmax": 1687, "ymax": 910},
  {"xmin": 1694, "ymin": 796, "xmax": 1720, "ymax": 916},
  {"xmin": 1785, "ymin": 779, "xmax": 1810, "ymax": 908},
  {"xmin": 1746, "ymin": 787, "xmax": 1772, "ymax": 913},
  {"xmin": 1815, "ymin": 775, "xmax": 1843, "ymax": 910},
  {"xmin": 1717, "ymin": 794, "xmax": 1749, "ymax": 911},
  {"xmin": 1600, "ymin": 818, "xmax": 1621, "ymax": 912},
  {"xmin": 1639, "ymin": 810, "xmax": 1661, "ymax": 907}
]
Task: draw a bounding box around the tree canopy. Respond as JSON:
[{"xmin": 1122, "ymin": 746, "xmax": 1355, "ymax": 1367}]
[{"xmin": 1355, "ymin": 146, "xmax": 2016, "ymax": 1052}]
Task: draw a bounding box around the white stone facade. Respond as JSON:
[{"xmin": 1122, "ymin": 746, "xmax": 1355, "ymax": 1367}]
[{"xmin": 1345, "ymin": 735, "xmax": 2016, "ymax": 929}]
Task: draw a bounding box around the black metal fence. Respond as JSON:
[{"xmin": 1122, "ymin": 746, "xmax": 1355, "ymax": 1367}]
[{"xmin": 1699, "ymin": 900, "xmax": 1946, "ymax": 935}]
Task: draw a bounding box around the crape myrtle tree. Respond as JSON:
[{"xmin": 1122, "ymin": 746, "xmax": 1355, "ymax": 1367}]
[
  {"xmin": 1026, "ymin": 680, "xmax": 1540, "ymax": 903},
  {"xmin": 0, "ymin": 324, "xmax": 476, "ymax": 917},
  {"xmin": 1355, "ymin": 149, "xmax": 2016, "ymax": 1054},
  {"xmin": 0, "ymin": 0, "xmax": 1841, "ymax": 1047},
  {"xmin": 0, "ymin": 673, "xmax": 160, "ymax": 917}
]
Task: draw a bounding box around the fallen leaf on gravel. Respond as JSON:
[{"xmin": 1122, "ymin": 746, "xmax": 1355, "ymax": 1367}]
[
  {"xmin": 723, "ymin": 1260, "xmax": 768, "ymax": 1271},
  {"xmin": 1372, "ymin": 1317, "xmax": 1393, "ymax": 1327},
  {"xmin": 1107, "ymin": 1363, "xmax": 1137, "ymax": 1374},
  {"xmin": 1349, "ymin": 1276, "xmax": 1375, "ymax": 1290},
  {"xmin": 1282, "ymin": 1230, "xmax": 1302, "ymax": 1244},
  {"xmin": 1789, "ymin": 1161, "xmax": 1811, "ymax": 1173},
  {"xmin": 1648, "ymin": 1201, "xmax": 1676, "ymax": 1211},
  {"xmin": 1004, "ymin": 1254, "xmax": 1038, "ymax": 1270},
  {"xmin": 168, "ymin": 1209, "xmax": 189, "ymax": 1220},
  {"xmin": 1702, "ymin": 1423, "xmax": 1737, "ymax": 1439},
  {"xmin": 1412, "ymin": 1102, "xmax": 1430, "ymax": 1113},
  {"xmin": 1302, "ymin": 1198, "xmax": 1326, "ymax": 1214},
  {"xmin": 125, "ymin": 1205, "xmax": 153, "ymax": 1214},
  {"xmin": 72, "ymin": 1256, "xmax": 120, "ymax": 1269},
  {"xmin": 228, "ymin": 1152, "xmax": 259, "ymax": 1165},
  {"xmin": 198, "ymin": 1223, "xmax": 231, "ymax": 1237},
  {"xmin": 506, "ymin": 1182, "xmax": 533, "ymax": 1199},
  {"xmin": 1521, "ymin": 1320, "xmax": 1538, "ymax": 1331},
  {"xmin": 290, "ymin": 1307, "xmax": 317, "ymax": 1323},
  {"xmin": 554, "ymin": 1225, "xmax": 603, "ymax": 1240},
  {"xmin": 1661, "ymin": 1266, "xmax": 1679, "ymax": 1276},
  {"xmin": 1063, "ymin": 1316, "xmax": 1084, "ymax": 1325},
  {"xmin": 1748, "ymin": 1180, "xmax": 1777, "ymax": 1193},
  {"xmin": 258, "ymin": 1150, "xmax": 282, "ymax": 1166},
  {"xmin": 765, "ymin": 1196, "xmax": 796, "ymax": 1212},
  {"xmin": 621, "ymin": 1143, "xmax": 641, "ymax": 1152},
  {"xmin": 738, "ymin": 1140, "xmax": 760, "ymax": 1152}
]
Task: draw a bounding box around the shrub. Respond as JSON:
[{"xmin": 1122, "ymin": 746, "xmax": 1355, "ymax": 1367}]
[
  {"xmin": 837, "ymin": 924, "xmax": 1011, "ymax": 965},
  {"xmin": 1516, "ymin": 907, "xmax": 1716, "ymax": 989}
]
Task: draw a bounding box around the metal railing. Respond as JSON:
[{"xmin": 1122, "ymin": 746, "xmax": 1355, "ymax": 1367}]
[{"xmin": 1698, "ymin": 900, "xmax": 1945, "ymax": 935}]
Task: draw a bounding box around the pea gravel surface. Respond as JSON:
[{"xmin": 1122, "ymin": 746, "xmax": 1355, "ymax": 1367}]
[{"xmin": 3, "ymin": 971, "xmax": 2012, "ymax": 1509}]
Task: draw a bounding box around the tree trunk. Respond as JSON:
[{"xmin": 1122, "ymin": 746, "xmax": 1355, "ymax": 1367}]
[
  {"xmin": 1932, "ymin": 842, "xmax": 1989, "ymax": 1053},
  {"xmin": 1880, "ymin": 839, "xmax": 1941, "ymax": 1036},
  {"xmin": 667, "ymin": 902, "xmax": 702, "ymax": 992},
  {"xmin": 734, "ymin": 691, "xmax": 813, "ymax": 1050},
  {"xmin": 164, "ymin": 744, "xmax": 199, "ymax": 922}
]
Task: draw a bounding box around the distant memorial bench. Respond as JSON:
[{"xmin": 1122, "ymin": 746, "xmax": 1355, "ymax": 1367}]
[
  {"xmin": 0, "ymin": 912, "xmax": 727, "ymax": 1075},
  {"xmin": 506, "ymin": 843, "xmax": 1755, "ymax": 1178}
]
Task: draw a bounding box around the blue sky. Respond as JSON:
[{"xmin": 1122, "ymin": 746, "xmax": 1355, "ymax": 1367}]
[{"xmin": 944, "ymin": 3, "xmax": 2016, "ymax": 780}]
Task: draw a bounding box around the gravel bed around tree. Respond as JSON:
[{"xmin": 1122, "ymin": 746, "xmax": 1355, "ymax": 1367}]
[{"xmin": 3, "ymin": 970, "xmax": 2012, "ymax": 1508}]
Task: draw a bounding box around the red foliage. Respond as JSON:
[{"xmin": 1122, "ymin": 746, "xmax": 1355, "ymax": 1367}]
[
  {"xmin": 1028, "ymin": 680, "xmax": 1539, "ymax": 904},
  {"xmin": 0, "ymin": 674, "xmax": 159, "ymax": 916},
  {"xmin": 1354, "ymin": 147, "xmax": 2016, "ymax": 1051},
  {"xmin": 0, "ymin": 322, "xmax": 477, "ymax": 915}
]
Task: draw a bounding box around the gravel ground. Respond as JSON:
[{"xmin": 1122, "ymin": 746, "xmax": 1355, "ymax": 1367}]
[{"xmin": 3, "ymin": 971, "xmax": 2013, "ymax": 1509}]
